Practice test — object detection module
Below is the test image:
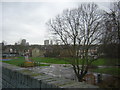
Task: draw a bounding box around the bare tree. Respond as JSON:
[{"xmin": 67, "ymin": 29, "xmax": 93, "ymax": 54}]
[
  {"xmin": 103, "ymin": 2, "xmax": 120, "ymax": 44},
  {"xmin": 47, "ymin": 3, "xmax": 104, "ymax": 82},
  {"xmin": 101, "ymin": 1, "xmax": 120, "ymax": 59}
]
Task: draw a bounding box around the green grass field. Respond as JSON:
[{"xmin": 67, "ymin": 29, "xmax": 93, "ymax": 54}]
[
  {"xmin": 30, "ymin": 57, "xmax": 70, "ymax": 64},
  {"xmin": 2, "ymin": 57, "xmax": 120, "ymax": 75},
  {"xmin": 2, "ymin": 57, "xmax": 119, "ymax": 66},
  {"xmin": 92, "ymin": 58, "xmax": 119, "ymax": 66},
  {"xmin": 90, "ymin": 67, "xmax": 120, "ymax": 76},
  {"xmin": 3, "ymin": 57, "xmax": 25, "ymax": 66},
  {"xmin": 2, "ymin": 57, "xmax": 69, "ymax": 66}
]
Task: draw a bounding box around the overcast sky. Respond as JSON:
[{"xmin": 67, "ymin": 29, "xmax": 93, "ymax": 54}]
[{"xmin": 0, "ymin": 0, "xmax": 114, "ymax": 45}]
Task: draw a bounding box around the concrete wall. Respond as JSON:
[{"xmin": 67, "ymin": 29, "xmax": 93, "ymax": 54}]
[{"xmin": 2, "ymin": 63, "xmax": 99, "ymax": 88}]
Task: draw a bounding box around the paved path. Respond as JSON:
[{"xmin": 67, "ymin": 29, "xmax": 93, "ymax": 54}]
[
  {"xmin": 27, "ymin": 64, "xmax": 119, "ymax": 84},
  {"xmin": 28, "ymin": 64, "xmax": 77, "ymax": 80}
]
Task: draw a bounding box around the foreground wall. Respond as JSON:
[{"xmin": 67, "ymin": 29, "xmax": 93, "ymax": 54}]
[{"xmin": 2, "ymin": 63, "xmax": 98, "ymax": 88}]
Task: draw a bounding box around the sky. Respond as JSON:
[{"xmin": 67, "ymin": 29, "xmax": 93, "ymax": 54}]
[{"xmin": 0, "ymin": 0, "xmax": 116, "ymax": 45}]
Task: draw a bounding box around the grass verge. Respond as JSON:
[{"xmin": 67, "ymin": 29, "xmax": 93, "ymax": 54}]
[{"xmin": 90, "ymin": 67, "xmax": 120, "ymax": 76}]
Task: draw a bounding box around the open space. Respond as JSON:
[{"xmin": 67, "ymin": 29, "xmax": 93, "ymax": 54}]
[
  {"xmin": 2, "ymin": 57, "xmax": 120, "ymax": 76},
  {"xmin": 1, "ymin": 1, "xmax": 120, "ymax": 88}
]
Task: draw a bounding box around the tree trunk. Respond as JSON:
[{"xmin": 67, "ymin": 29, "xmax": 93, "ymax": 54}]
[
  {"xmin": 76, "ymin": 66, "xmax": 88, "ymax": 82},
  {"xmin": 77, "ymin": 72, "xmax": 88, "ymax": 82}
]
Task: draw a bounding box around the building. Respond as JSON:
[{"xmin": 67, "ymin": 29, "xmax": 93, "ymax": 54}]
[
  {"xmin": 32, "ymin": 48, "xmax": 45, "ymax": 57},
  {"xmin": 44, "ymin": 40, "xmax": 49, "ymax": 45},
  {"xmin": 50, "ymin": 40, "xmax": 53, "ymax": 45},
  {"xmin": 26, "ymin": 42, "xmax": 29, "ymax": 46},
  {"xmin": 21, "ymin": 39, "xmax": 26, "ymax": 46}
]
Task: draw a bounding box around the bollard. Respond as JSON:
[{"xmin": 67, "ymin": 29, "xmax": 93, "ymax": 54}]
[{"xmin": 97, "ymin": 73, "xmax": 102, "ymax": 83}]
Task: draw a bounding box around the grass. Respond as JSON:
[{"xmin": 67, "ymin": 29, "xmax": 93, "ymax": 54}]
[
  {"xmin": 29, "ymin": 57, "xmax": 70, "ymax": 64},
  {"xmin": 92, "ymin": 58, "xmax": 119, "ymax": 66},
  {"xmin": 2, "ymin": 57, "xmax": 120, "ymax": 76},
  {"xmin": 2, "ymin": 57, "xmax": 119, "ymax": 66},
  {"xmin": 90, "ymin": 67, "xmax": 120, "ymax": 76},
  {"xmin": 2, "ymin": 57, "xmax": 69, "ymax": 66},
  {"xmin": 2, "ymin": 57, "xmax": 25, "ymax": 66},
  {"xmin": 92, "ymin": 58, "xmax": 106, "ymax": 66}
]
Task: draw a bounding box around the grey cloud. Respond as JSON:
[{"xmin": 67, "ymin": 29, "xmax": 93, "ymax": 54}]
[{"xmin": 1, "ymin": 2, "xmax": 110, "ymax": 45}]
